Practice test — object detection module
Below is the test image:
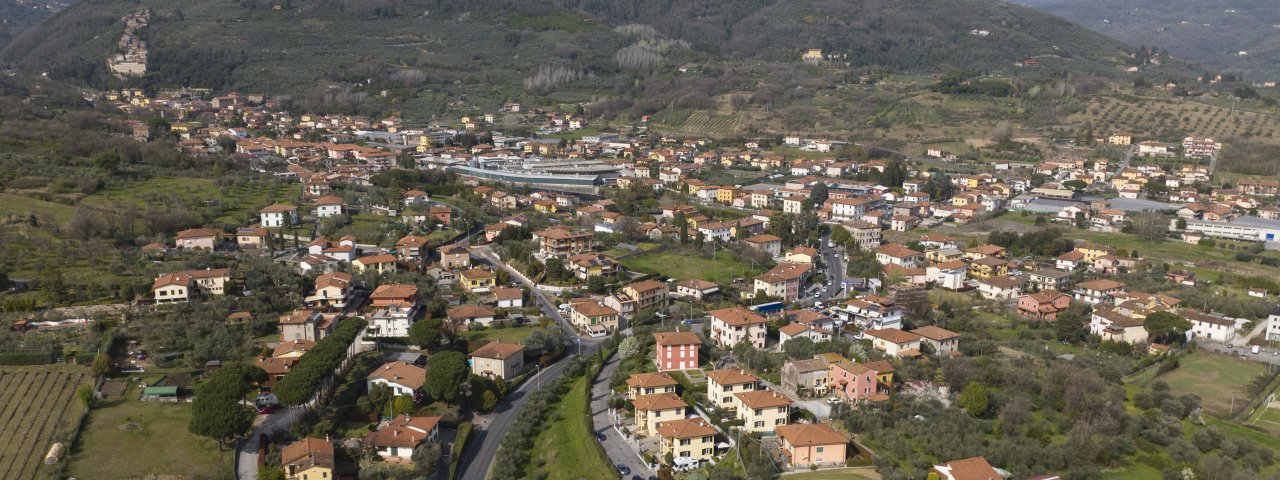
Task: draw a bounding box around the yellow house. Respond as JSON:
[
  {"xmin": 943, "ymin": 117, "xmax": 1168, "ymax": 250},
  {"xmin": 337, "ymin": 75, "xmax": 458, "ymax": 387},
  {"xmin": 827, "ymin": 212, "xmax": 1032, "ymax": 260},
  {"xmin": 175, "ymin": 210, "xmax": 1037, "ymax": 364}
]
[
  {"xmin": 1075, "ymin": 243, "xmax": 1114, "ymax": 262},
  {"xmin": 657, "ymin": 418, "xmax": 718, "ymax": 463},
  {"xmin": 734, "ymin": 389, "xmax": 792, "ymax": 433},
  {"xmin": 459, "ymin": 268, "xmax": 497, "ymax": 293},
  {"xmin": 706, "ymin": 368, "xmax": 760, "ymax": 408},
  {"xmin": 1108, "ymin": 132, "xmax": 1133, "ymax": 145},
  {"xmin": 967, "ymin": 257, "xmax": 1009, "ymax": 279},
  {"xmin": 862, "ymin": 360, "xmax": 895, "ymax": 385},
  {"xmin": 533, "ymin": 200, "xmax": 558, "ymax": 213},
  {"xmin": 353, "ymin": 254, "xmax": 398, "ymax": 274},
  {"xmin": 633, "ymin": 392, "xmax": 688, "ymax": 436},
  {"xmin": 627, "ymin": 372, "xmax": 680, "ymax": 399},
  {"xmin": 282, "ymin": 438, "xmax": 334, "ymax": 480},
  {"xmin": 717, "ymin": 188, "xmax": 740, "ymax": 204},
  {"xmin": 570, "ymin": 301, "xmax": 621, "ymax": 333}
]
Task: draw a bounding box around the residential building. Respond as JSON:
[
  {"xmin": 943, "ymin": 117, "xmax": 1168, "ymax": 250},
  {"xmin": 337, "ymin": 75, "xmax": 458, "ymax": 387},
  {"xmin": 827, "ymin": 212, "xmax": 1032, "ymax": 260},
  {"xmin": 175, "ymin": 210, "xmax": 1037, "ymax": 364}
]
[
  {"xmin": 779, "ymin": 322, "xmax": 832, "ymax": 347},
  {"xmin": 911, "ymin": 325, "xmax": 961, "ymax": 356},
  {"xmin": 235, "ymin": 226, "xmax": 270, "ymax": 250},
  {"xmin": 570, "ymin": 301, "xmax": 621, "ymax": 334},
  {"xmin": 533, "ymin": 226, "xmax": 593, "ymax": 257},
  {"xmin": 1090, "ymin": 307, "xmax": 1149, "ymax": 344},
  {"xmin": 622, "ymin": 280, "xmax": 669, "ymax": 311},
  {"xmin": 260, "ymin": 204, "xmax": 298, "ymax": 228},
  {"xmin": 353, "ymin": 254, "xmax": 398, "ymax": 274},
  {"xmin": 633, "ymin": 392, "xmax": 687, "ymax": 436},
  {"xmin": 673, "ymin": 279, "xmax": 720, "ymax": 300},
  {"xmin": 875, "ymin": 244, "xmax": 923, "ymax": 268},
  {"xmin": 706, "ymin": 368, "xmax": 760, "ymax": 408},
  {"xmin": 967, "ymin": 256, "xmax": 1009, "ymax": 279},
  {"xmin": 837, "ymin": 296, "xmax": 903, "ymax": 332},
  {"xmin": 654, "ymin": 331, "xmax": 701, "ymax": 371},
  {"xmin": 315, "ymin": 196, "xmax": 344, "ymax": 218},
  {"xmin": 932, "ymin": 457, "xmax": 1001, "ymax": 480},
  {"xmin": 364, "ymin": 415, "xmax": 441, "ymax": 463},
  {"xmin": 828, "ymin": 360, "xmax": 882, "ymax": 402},
  {"xmin": 775, "ymin": 423, "xmax": 849, "ymax": 467},
  {"xmin": 367, "ymin": 284, "xmax": 421, "ymax": 338},
  {"xmin": 1073, "ymin": 279, "xmax": 1126, "ymax": 305},
  {"xmin": 975, "ymin": 276, "xmax": 1022, "ymax": 300},
  {"xmin": 459, "ymin": 268, "xmax": 497, "ymax": 293},
  {"xmin": 627, "ymin": 372, "xmax": 680, "ymax": 399},
  {"xmin": 566, "ymin": 252, "xmax": 620, "ymax": 280},
  {"xmin": 279, "ymin": 309, "xmax": 333, "ymax": 342},
  {"xmin": 152, "ymin": 268, "xmax": 232, "ymax": 303},
  {"xmin": 734, "ymin": 389, "xmax": 792, "ymax": 432},
  {"xmin": 282, "ymin": 438, "xmax": 334, "ymax": 480},
  {"xmin": 395, "ymin": 235, "xmax": 431, "ymax": 267},
  {"xmin": 864, "ymin": 328, "xmax": 923, "ymax": 358},
  {"xmin": 1016, "ymin": 290, "xmax": 1072, "ymax": 320},
  {"xmin": 440, "ymin": 244, "xmax": 471, "ymax": 270},
  {"xmin": 752, "ymin": 262, "xmax": 813, "ymax": 302},
  {"xmin": 447, "ymin": 305, "xmax": 497, "ymax": 330},
  {"xmin": 656, "ymin": 418, "xmax": 718, "ymax": 464},
  {"xmin": 744, "ymin": 234, "xmax": 783, "ymax": 257},
  {"xmin": 708, "ymin": 307, "xmax": 768, "ymax": 349},
  {"xmin": 781, "ymin": 358, "xmax": 830, "ymax": 395},
  {"xmin": 470, "ymin": 341, "xmax": 525, "ymax": 380},
  {"xmin": 303, "ymin": 271, "xmax": 353, "ymax": 310},
  {"xmin": 175, "ymin": 227, "xmax": 221, "ymax": 250},
  {"xmin": 491, "ymin": 287, "xmax": 524, "ymax": 309},
  {"xmin": 367, "ymin": 360, "xmax": 426, "ymax": 397},
  {"xmin": 1027, "ymin": 268, "xmax": 1073, "ymax": 292},
  {"xmin": 927, "ymin": 260, "xmax": 968, "ymax": 290},
  {"xmin": 1185, "ymin": 310, "xmax": 1236, "ymax": 342}
]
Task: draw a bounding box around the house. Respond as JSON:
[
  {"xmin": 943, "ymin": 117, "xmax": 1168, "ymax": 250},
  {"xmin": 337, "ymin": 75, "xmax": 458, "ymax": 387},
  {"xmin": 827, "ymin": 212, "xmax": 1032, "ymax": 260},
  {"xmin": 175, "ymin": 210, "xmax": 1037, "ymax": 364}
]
[
  {"xmin": 975, "ymin": 276, "xmax": 1022, "ymax": 300},
  {"xmin": 404, "ymin": 190, "xmax": 430, "ymax": 206},
  {"xmin": 1073, "ymin": 279, "xmax": 1126, "ymax": 305},
  {"xmin": 673, "ymin": 279, "xmax": 720, "ymax": 300},
  {"xmin": 838, "ymin": 296, "xmax": 904, "ymax": 332},
  {"xmin": 1027, "ymin": 269, "xmax": 1073, "ymax": 292},
  {"xmin": 775, "ymin": 423, "xmax": 849, "ymax": 467},
  {"xmin": 864, "ymin": 328, "xmax": 923, "ymax": 358},
  {"xmin": 785, "ymin": 247, "xmax": 819, "ymax": 264},
  {"xmin": 304, "ymin": 271, "xmax": 353, "ymax": 310},
  {"xmin": 460, "ymin": 268, "xmax": 497, "ymax": 293},
  {"xmin": 440, "ymin": 244, "xmax": 471, "ymax": 270},
  {"xmin": 911, "ymin": 325, "xmax": 961, "ymax": 356},
  {"xmin": 353, "ymin": 254, "xmax": 398, "ymax": 274},
  {"xmin": 570, "ymin": 301, "xmax": 621, "ymax": 333},
  {"xmin": 368, "ymin": 360, "xmax": 427, "ymax": 397},
  {"xmin": 828, "ymin": 360, "xmax": 883, "ymax": 402},
  {"xmin": 779, "ymin": 322, "xmax": 832, "ymax": 347},
  {"xmin": 708, "ymin": 307, "xmax": 769, "ymax": 349},
  {"xmin": 706, "ymin": 368, "xmax": 760, "ymax": 408},
  {"xmin": 964, "ymin": 244, "xmax": 1006, "ymax": 261},
  {"xmin": 622, "ymin": 280, "xmax": 669, "ymax": 311},
  {"xmin": 743, "ymin": 234, "xmax": 783, "ymax": 257},
  {"xmin": 927, "ymin": 260, "xmax": 968, "ymax": 290},
  {"xmin": 933, "ymin": 457, "xmax": 1002, "ymax": 480},
  {"xmin": 752, "ymin": 262, "xmax": 813, "ymax": 302},
  {"xmin": 875, "ymin": 244, "xmax": 924, "ymax": 268},
  {"xmin": 429, "ymin": 205, "xmax": 454, "ymax": 224},
  {"xmin": 395, "ymin": 235, "xmax": 431, "ymax": 267},
  {"xmin": 1016, "ymin": 290, "xmax": 1072, "ymax": 320},
  {"xmin": 281, "ymin": 438, "xmax": 334, "ymax": 480},
  {"xmin": 315, "ymin": 196, "xmax": 344, "ymax": 218},
  {"xmin": 272, "ymin": 340, "xmax": 316, "ymax": 359},
  {"xmin": 1185, "ymin": 310, "xmax": 1236, "ymax": 342},
  {"xmin": 259, "ymin": 204, "xmax": 298, "ymax": 228},
  {"xmin": 566, "ymin": 253, "xmax": 620, "ymax": 280},
  {"xmin": 734, "ymin": 389, "xmax": 792, "ymax": 432},
  {"xmin": 470, "ymin": 341, "xmax": 525, "ymax": 380},
  {"xmin": 1090, "ymin": 307, "xmax": 1149, "ymax": 344},
  {"xmin": 255, "ymin": 356, "xmax": 295, "ymax": 391},
  {"xmin": 364, "ymin": 415, "xmax": 441, "ymax": 463},
  {"xmin": 656, "ymin": 418, "xmax": 718, "ymax": 464},
  {"xmin": 627, "ymin": 372, "xmax": 680, "ymax": 399},
  {"xmin": 633, "ymin": 392, "xmax": 688, "ymax": 436},
  {"xmin": 236, "ymin": 226, "xmax": 270, "ymax": 250},
  {"xmin": 367, "ymin": 284, "xmax": 421, "ymax": 338},
  {"xmin": 175, "ymin": 227, "xmax": 221, "ymax": 250},
  {"xmin": 967, "ymin": 256, "xmax": 1009, "ymax": 279},
  {"xmin": 781, "ymin": 358, "xmax": 830, "ymax": 395},
  {"xmin": 279, "ymin": 309, "xmax": 333, "ymax": 342},
  {"xmin": 654, "ymin": 331, "xmax": 702, "ymax": 371},
  {"xmin": 447, "ymin": 305, "xmax": 497, "ymax": 330},
  {"xmin": 491, "ymin": 287, "xmax": 524, "ymax": 308},
  {"xmin": 533, "ymin": 226, "xmax": 593, "ymax": 257},
  {"xmin": 152, "ymin": 268, "xmax": 232, "ymax": 303}
]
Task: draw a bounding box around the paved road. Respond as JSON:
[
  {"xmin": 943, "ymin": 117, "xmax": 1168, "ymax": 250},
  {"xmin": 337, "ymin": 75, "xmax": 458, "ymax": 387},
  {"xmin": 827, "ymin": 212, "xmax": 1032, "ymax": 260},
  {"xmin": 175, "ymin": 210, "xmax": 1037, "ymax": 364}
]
[
  {"xmin": 818, "ymin": 232, "xmax": 845, "ymax": 302},
  {"xmin": 1198, "ymin": 341, "xmax": 1280, "ymax": 367},
  {"xmin": 235, "ymin": 409, "xmax": 295, "ymax": 480},
  {"xmin": 590, "ymin": 349, "xmax": 653, "ymax": 477},
  {"xmin": 757, "ymin": 377, "xmax": 831, "ymax": 419},
  {"xmin": 1232, "ymin": 321, "xmax": 1268, "ymax": 348},
  {"xmin": 457, "ymin": 245, "xmax": 603, "ymax": 480}
]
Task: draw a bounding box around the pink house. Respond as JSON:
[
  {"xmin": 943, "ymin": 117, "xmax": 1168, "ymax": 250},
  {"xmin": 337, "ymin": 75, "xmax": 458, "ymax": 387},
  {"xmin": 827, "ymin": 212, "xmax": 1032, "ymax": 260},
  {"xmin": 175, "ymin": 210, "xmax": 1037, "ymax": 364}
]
[
  {"xmin": 654, "ymin": 331, "xmax": 701, "ymax": 371},
  {"xmin": 829, "ymin": 361, "xmax": 880, "ymax": 402},
  {"xmin": 1016, "ymin": 290, "xmax": 1072, "ymax": 320}
]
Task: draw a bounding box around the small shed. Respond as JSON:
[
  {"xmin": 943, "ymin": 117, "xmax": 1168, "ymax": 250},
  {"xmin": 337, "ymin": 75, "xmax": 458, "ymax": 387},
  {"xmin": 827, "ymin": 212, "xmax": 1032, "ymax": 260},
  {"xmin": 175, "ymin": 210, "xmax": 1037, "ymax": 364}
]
[{"xmin": 140, "ymin": 386, "xmax": 179, "ymax": 402}]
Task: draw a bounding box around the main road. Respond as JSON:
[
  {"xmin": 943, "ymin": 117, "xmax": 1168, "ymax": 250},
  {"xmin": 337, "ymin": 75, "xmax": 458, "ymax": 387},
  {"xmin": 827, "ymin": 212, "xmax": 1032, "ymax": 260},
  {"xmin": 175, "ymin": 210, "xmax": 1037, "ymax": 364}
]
[{"xmin": 456, "ymin": 246, "xmax": 603, "ymax": 480}]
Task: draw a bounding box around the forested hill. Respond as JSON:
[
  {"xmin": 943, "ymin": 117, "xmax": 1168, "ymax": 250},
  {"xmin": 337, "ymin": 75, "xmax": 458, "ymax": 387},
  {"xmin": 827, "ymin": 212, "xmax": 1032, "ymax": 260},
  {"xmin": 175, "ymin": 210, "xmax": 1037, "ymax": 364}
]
[
  {"xmin": 1012, "ymin": 0, "xmax": 1280, "ymax": 79},
  {"xmin": 0, "ymin": 0, "xmax": 1176, "ymax": 109},
  {"xmin": 0, "ymin": 0, "xmax": 67, "ymax": 50}
]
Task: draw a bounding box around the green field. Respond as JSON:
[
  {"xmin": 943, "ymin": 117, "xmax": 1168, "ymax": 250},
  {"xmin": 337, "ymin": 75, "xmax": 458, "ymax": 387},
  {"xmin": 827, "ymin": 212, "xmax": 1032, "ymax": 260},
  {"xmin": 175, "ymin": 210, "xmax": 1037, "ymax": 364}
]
[
  {"xmin": 622, "ymin": 250, "xmax": 765, "ymax": 284},
  {"xmin": 1151, "ymin": 352, "xmax": 1266, "ymax": 418},
  {"xmin": 782, "ymin": 467, "xmax": 880, "ymax": 480},
  {"xmin": 92, "ymin": 176, "xmax": 291, "ymax": 226},
  {"xmin": 66, "ymin": 375, "xmax": 230, "ymax": 479},
  {"xmin": 0, "ymin": 367, "xmax": 91, "ymax": 480},
  {"xmin": 460, "ymin": 325, "xmax": 545, "ymax": 345},
  {"xmin": 525, "ymin": 376, "xmax": 616, "ymax": 480},
  {"xmin": 0, "ymin": 192, "xmax": 76, "ymax": 223},
  {"xmin": 1102, "ymin": 464, "xmax": 1164, "ymax": 480}
]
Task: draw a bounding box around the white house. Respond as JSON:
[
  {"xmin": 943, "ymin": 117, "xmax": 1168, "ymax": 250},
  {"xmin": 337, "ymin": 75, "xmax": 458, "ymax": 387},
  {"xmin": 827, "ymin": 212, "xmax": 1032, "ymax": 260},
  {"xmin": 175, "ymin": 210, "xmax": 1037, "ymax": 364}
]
[
  {"xmin": 315, "ymin": 196, "xmax": 344, "ymax": 218},
  {"xmin": 259, "ymin": 204, "xmax": 298, "ymax": 228}
]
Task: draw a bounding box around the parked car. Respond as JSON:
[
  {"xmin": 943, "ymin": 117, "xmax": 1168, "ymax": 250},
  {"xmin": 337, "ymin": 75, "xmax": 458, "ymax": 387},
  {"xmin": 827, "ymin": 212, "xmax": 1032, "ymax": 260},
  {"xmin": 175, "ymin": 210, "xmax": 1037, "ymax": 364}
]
[
  {"xmin": 257, "ymin": 405, "xmax": 274, "ymax": 414},
  {"xmin": 617, "ymin": 464, "xmax": 631, "ymax": 476}
]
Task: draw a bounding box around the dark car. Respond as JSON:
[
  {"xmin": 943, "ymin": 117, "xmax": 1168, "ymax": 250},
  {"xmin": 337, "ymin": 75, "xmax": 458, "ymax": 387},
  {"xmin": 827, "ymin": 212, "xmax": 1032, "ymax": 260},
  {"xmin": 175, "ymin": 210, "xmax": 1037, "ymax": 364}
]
[
  {"xmin": 594, "ymin": 432, "xmax": 605, "ymax": 442},
  {"xmin": 631, "ymin": 476, "xmax": 643, "ymax": 480},
  {"xmin": 617, "ymin": 464, "xmax": 631, "ymax": 476}
]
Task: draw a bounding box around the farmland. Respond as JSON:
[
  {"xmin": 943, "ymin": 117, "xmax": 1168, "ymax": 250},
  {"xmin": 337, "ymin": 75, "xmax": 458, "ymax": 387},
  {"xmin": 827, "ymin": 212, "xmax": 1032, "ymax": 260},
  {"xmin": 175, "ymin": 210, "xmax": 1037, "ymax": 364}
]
[
  {"xmin": 622, "ymin": 250, "xmax": 766, "ymax": 285},
  {"xmin": 0, "ymin": 367, "xmax": 91, "ymax": 480},
  {"xmin": 1065, "ymin": 94, "xmax": 1280, "ymax": 145},
  {"xmin": 1149, "ymin": 352, "xmax": 1265, "ymax": 418},
  {"xmin": 652, "ymin": 110, "xmax": 743, "ymax": 137}
]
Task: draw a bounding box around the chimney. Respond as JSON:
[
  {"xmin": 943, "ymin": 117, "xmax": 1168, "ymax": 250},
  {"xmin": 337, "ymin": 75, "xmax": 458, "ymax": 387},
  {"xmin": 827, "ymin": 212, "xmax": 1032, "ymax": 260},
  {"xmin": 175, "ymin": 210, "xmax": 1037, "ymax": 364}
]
[{"xmin": 394, "ymin": 429, "xmax": 399, "ymax": 436}]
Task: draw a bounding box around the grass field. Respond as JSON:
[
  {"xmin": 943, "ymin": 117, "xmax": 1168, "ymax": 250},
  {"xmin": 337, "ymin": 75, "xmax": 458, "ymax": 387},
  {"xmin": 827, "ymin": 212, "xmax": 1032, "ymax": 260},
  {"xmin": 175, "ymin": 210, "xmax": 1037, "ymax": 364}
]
[
  {"xmin": 525, "ymin": 376, "xmax": 616, "ymax": 480},
  {"xmin": 1151, "ymin": 352, "xmax": 1266, "ymax": 418},
  {"xmin": 622, "ymin": 250, "xmax": 765, "ymax": 284},
  {"xmin": 784, "ymin": 468, "xmax": 880, "ymax": 480},
  {"xmin": 0, "ymin": 367, "xmax": 91, "ymax": 480},
  {"xmin": 66, "ymin": 375, "xmax": 230, "ymax": 479},
  {"xmin": 1102, "ymin": 463, "xmax": 1165, "ymax": 480},
  {"xmin": 459, "ymin": 325, "xmax": 544, "ymax": 345},
  {"xmin": 0, "ymin": 192, "xmax": 76, "ymax": 223},
  {"xmin": 92, "ymin": 176, "xmax": 290, "ymax": 226}
]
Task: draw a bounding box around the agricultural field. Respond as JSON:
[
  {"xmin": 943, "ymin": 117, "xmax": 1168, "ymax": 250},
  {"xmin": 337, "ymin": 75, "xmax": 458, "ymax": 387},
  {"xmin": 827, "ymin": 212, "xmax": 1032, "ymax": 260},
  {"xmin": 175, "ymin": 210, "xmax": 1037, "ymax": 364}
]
[
  {"xmin": 66, "ymin": 374, "xmax": 230, "ymax": 479},
  {"xmin": 92, "ymin": 176, "xmax": 293, "ymax": 226},
  {"xmin": 0, "ymin": 367, "xmax": 91, "ymax": 480},
  {"xmin": 1148, "ymin": 352, "xmax": 1265, "ymax": 418},
  {"xmin": 1065, "ymin": 94, "xmax": 1280, "ymax": 144},
  {"xmin": 622, "ymin": 250, "xmax": 766, "ymax": 285},
  {"xmin": 652, "ymin": 110, "xmax": 743, "ymax": 137},
  {"xmin": 524, "ymin": 377, "xmax": 615, "ymax": 480}
]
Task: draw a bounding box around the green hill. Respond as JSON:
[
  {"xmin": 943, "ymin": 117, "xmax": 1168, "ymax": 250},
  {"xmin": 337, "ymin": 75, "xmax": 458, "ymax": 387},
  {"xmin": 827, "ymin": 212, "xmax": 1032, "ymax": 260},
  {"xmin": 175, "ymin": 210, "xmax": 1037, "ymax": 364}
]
[
  {"xmin": 0, "ymin": 0, "xmax": 67, "ymax": 50},
  {"xmin": 1013, "ymin": 0, "xmax": 1280, "ymax": 79}
]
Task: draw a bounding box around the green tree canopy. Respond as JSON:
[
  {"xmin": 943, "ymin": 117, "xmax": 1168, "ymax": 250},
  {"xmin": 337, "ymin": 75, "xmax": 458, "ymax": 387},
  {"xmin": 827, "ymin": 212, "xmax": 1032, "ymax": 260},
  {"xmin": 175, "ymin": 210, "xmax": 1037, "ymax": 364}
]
[
  {"xmin": 425, "ymin": 351, "xmax": 469, "ymax": 404},
  {"xmin": 1145, "ymin": 311, "xmax": 1191, "ymax": 344}
]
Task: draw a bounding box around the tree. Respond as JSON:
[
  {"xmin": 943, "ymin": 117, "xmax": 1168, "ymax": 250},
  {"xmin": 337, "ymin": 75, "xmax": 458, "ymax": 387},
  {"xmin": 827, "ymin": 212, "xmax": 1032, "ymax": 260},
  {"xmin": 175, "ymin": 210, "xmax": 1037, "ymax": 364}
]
[
  {"xmin": 1131, "ymin": 211, "xmax": 1170, "ymax": 243},
  {"xmin": 1063, "ymin": 179, "xmax": 1088, "ymax": 191},
  {"xmin": 782, "ymin": 337, "xmax": 816, "ymax": 359},
  {"xmin": 412, "ymin": 443, "xmax": 443, "ymax": 477},
  {"xmin": 189, "ymin": 363, "xmax": 263, "ymax": 448},
  {"xmin": 618, "ymin": 336, "xmax": 643, "ymax": 359},
  {"xmin": 675, "ymin": 210, "xmax": 689, "ymax": 245},
  {"xmin": 958, "ymin": 381, "xmax": 990, "ymax": 416},
  {"xmin": 1145, "ymin": 311, "xmax": 1191, "ymax": 344},
  {"xmin": 258, "ymin": 468, "xmax": 286, "ymax": 480},
  {"xmin": 425, "ymin": 351, "xmax": 469, "ymax": 404},
  {"xmin": 91, "ymin": 354, "xmax": 114, "ymax": 377},
  {"xmin": 409, "ymin": 318, "xmax": 444, "ymax": 349},
  {"xmin": 481, "ymin": 390, "xmax": 498, "ymax": 411},
  {"xmin": 1054, "ymin": 302, "xmax": 1091, "ymax": 343},
  {"xmin": 1176, "ymin": 218, "xmax": 1187, "ymax": 230},
  {"xmin": 587, "ymin": 275, "xmax": 606, "ymax": 294}
]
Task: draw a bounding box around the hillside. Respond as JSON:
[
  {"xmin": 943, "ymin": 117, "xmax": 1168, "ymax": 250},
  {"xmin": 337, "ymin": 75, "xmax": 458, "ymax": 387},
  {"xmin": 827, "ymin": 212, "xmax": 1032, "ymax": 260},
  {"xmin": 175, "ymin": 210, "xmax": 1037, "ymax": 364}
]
[
  {"xmin": 0, "ymin": 0, "xmax": 67, "ymax": 50},
  {"xmin": 0, "ymin": 0, "xmax": 1167, "ymax": 99},
  {"xmin": 1013, "ymin": 0, "xmax": 1280, "ymax": 79}
]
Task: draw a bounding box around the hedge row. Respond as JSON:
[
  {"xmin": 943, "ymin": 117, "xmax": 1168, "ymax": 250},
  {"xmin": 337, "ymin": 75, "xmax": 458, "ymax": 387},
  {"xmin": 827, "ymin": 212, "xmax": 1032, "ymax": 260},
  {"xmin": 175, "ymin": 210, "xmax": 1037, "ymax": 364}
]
[{"xmin": 274, "ymin": 318, "xmax": 367, "ymax": 406}]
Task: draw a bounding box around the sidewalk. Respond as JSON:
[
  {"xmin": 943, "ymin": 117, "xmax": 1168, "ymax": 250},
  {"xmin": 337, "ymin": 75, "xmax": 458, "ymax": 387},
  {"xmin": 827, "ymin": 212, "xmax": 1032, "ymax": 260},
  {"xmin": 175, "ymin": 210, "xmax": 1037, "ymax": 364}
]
[{"xmin": 590, "ymin": 351, "xmax": 653, "ymax": 477}]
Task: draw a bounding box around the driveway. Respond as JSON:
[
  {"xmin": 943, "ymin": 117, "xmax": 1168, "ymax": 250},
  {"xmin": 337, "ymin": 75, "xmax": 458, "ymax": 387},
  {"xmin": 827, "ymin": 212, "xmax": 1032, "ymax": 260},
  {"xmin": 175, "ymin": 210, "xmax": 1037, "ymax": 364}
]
[
  {"xmin": 591, "ymin": 350, "xmax": 653, "ymax": 477},
  {"xmin": 235, "ymin": 408, "xmax": 295, "ymax": 479},
  {"xmin": 758, "ymin": 377, "xmax": 830, "ymax": 419}
]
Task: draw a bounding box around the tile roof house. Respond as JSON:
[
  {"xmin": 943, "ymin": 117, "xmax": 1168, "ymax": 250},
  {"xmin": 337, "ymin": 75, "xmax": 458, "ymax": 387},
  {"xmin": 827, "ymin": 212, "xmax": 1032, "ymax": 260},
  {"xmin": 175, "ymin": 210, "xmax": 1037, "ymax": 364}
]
[
  {"xmin": 363, "ymin": 415, "xmax": 442, "ymax": 463},
  {"xmin": 656, "ymin": 417, "xmax": 718, "ymax": 463},
  {"xmin": 863, "ymin": 328, "xmax": 923, "ymax": 358},
  {"xmin": 281, "ymin": 437, "xmax": 334, "ymax": 480},
  {"xmin": 706, "ymin": 368, "xmax": 760, "ymax": 408},
  {"xmin": 470, "ymin": 341, "xmax": 525, "ymax": 380},
  {"xmin": 654, "ymin": 331, "xmax": 701, "ymax": 371},
  {"xmin": 708, "ymin": 307, "xmax": 769, "ymax": 349},
  {"xmin": 633, "ymin": 392, "xmax": 688, "ymax": 436},
  {"xmin": 626, "ymin": 372, "xmax": 680, "ymax": 399},
  {"xmin": 368, "ymin": 360, "xmax": 427, "ymax": 397},
  {"xmin": 932, "ymin": 457, "xmax": 1002, "ymax": 480},
  {"xmin": 775, "ymin": 423, "xmax": 849, "ymax": 467}
]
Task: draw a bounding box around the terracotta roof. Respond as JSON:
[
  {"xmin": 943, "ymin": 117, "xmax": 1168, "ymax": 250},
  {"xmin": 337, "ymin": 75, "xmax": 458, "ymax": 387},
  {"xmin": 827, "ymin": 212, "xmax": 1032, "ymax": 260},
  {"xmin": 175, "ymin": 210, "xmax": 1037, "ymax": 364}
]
[
  {"xmin": 655, "ymin": 417, "xmax": 717, "ymax": 439},
  {"xmin": 368, "ymin": 361, "xmax": 426, "ymax": 390},
  {"xmin": 861, "ymin": 359, "xmax": 895, "ymax": 374},
  {"xmin": 314, "ymin": 271, "xmax": 353, "ymax": 289},
  {"xmin": 461, "ymin": 268, "xmax": 496, "ymax": 279},
  {"xmin": 626, "ymin": 372, "xmax": 680, "ymax": 389},
  {"xmin": 933, "ymin": 457, "xmax": 1001, "ymax": 480},
  {"xmin": 708, "ymin": 307, "xmax": 767, "ymax": 326},
  {"xmin": 757, "ymin": 262, "xmax": 813, "ymax": 283},
  {"xmin": 1078, "ymin": 279, "xmax": 1125, "ymax": 291},
  {"xmin": 779, "ymin": 323, "xmax": 810, "ymax": 336},
  {"xmin": 787, "ymin": 358, "xmax": 828, "ymax": 373},
  {"xmin": 775, "ymin": 423, "xmax": 849, "ymax": 447},
  {"xmin": 632, "ymin": 392, "xmax": 688, "ymax": 411},
  {"xmin": 176, "ymin": 227, "xmax": 222, "ymax": 239},
  {"xmin": 572, "ymin": 301, "xmax": 618, "ymax": 317},
  {"xmin": 876, "ymin": 243, "xmax": 922, "ymax": 258},
  {"xmin": 625, "ymin": 280, "xmax": 666, "ymax": 293},
  {"xmin": 966, "ymin": 245, "xmax": 1005, "ymax": 256},
  {"xmin": 534, "ymin": 226, "xmax": 592, "ymax": 240},
  {"xmin": 259, "ymin": 203, "xmax": 298, "ymax": 213},
  {"xmin": 471, "ymin": 341, "xmax": 525, "ymax": 360},
  {"xmin": 448, "ymin": 305, "xmax": 496, "ymax": 320},
  {"xmin": 911, "ymin": 325, "xmax": 961, "ymax": 341},
  {"xmin": 152, "ymin": 271, "xmax": 191, "ymax": 289},
  {"xmin": 279, "ymin": 309, "xmax": 319, "ymax": 325},
  {"xmin": 788, "ymin": 247, "xmax": 819, "ymax": 257},
  {"xmin": 654, "ymin": 331, "xmax": 702, "ymax": 346},
  {"xmin": 734, "ymin": 389, "xmax": 793, "ymax": 409},
  {"xmin": 441, "ymin": 244, "xmax": 470, "ymax": 255},
  {"xmin": 315, "ymin": 196, "xmax": 343, "ymax": 206},
  {"xmin": 706, "ymin": 368, "xmax": 759, "ymax": 386},
  {"xmin": 281, "ymin": 438, "xmax": 334, "ymax": 472},
  {"xmin": 970, "ymin": 256, "xmax": 1008, "ymax": 267},
  {"xmin": 1025, "ymin": 290, "xmax": 1068, "ymax": 303},
  {"xmin": 491, "ymin": 287, "xmax": 522, "ymax": 301},
  {"xmin": 371, "ymin": 284, "xmax": 419, "ymax": 300},
  {"xmin": 864, "ymin": 328, "xmax": 922, "ymax": 345},
  {"xmin": 744, "ymin": 234, "xmax": 782, "ymax": 244},
  {"xmin": 256, "ymin": 356, "xmax": 296, "ymax": 375},
  {"xmin": 364, "ymin": 415, "xmax": 441, "ymax": 449},
  {"xmin": 356, "ymin": 253, "xmax": 397, "ymax": 265},
  {"xmin": 1057, "ymin": 251, "xmax": 1085, "ymax": 261},
  {"xmin": 396, "ymin": 235, "xmax": 431, "ymax": 247},
  {"xmin": 272, "ymin": 339, "xmax": 316, "ymax": 357},
  {"xmin": 188, "ymin": 268, "xmax": 231, "ymax": 279}
]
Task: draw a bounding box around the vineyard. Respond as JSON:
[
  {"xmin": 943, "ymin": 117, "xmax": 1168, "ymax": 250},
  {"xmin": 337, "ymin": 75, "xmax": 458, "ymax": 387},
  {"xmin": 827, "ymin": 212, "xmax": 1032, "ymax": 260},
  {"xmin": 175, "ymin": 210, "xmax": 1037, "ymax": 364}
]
[
  {"xmin": 0, "ymin": 368, "xmax": 90, "ymax": 479},
  {"xmin": 652, "ymin": 110, "xmax": 742, "ymax": 137}
]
